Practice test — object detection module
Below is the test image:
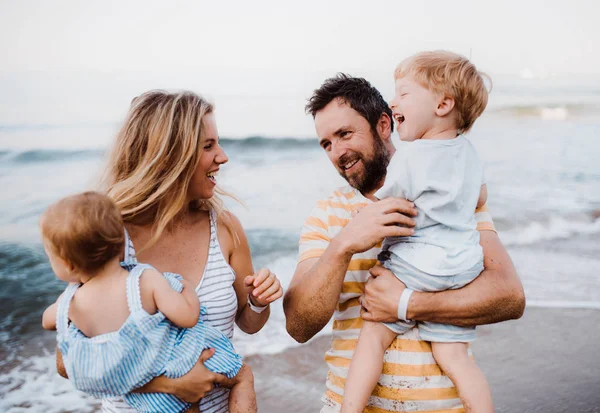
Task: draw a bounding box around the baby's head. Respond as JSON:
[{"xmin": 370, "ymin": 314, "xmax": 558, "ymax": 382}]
[
  {"xmin": 390, "ymin": 50, "xmax": 490, "ymax": 141},
  {"xmin": 40, "ymin": 191, "xmax": 124, "ymax": 283}
]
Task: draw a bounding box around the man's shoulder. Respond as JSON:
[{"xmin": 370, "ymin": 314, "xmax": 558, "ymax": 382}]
[{"xmin": 308, "ymin": 185, "xmax": 366, "ymax": 216}]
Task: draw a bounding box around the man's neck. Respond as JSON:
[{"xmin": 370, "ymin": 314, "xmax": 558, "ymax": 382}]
[{"xmin": 360, "ymin": 178, "xmax": 386, "ymax": 202}]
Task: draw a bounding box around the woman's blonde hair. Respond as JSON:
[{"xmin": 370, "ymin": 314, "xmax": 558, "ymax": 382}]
[
  {"xmin": 395, "ymin": 50, "xmax": 492, "ymax": 134},
  {"xmin": 101, "ymin": 90, "xmax": 237, "ymax": 251}
]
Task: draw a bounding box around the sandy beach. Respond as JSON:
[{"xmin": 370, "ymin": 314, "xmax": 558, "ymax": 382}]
[{"xmin": 247, "ymin": 307, "xmax": 600, "ymax": 413}]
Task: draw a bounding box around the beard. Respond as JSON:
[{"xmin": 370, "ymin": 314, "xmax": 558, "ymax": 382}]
[{"xmin": 338, "ymin": 130, "xmax": 391, "ymax": 194}]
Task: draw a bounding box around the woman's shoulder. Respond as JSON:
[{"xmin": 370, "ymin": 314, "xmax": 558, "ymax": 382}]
[{"xmin": 216, "ymin": 210, "xmax": 248, "ymax": 258}]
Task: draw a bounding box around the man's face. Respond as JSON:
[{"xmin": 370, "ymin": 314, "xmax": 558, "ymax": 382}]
[{"xmin": 314, "ymin": 98, "xmax": 390, "ymax": 195}]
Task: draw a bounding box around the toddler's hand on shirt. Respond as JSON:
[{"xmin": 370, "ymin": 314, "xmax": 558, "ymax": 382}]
[{"xmin": 244, "ymin": 268, "xmax": 283, "ymax": 307}]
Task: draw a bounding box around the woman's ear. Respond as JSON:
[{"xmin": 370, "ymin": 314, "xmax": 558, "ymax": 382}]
[{"xmin": 436, "ymin": 96, "xmax": 455, "ymax": 117}]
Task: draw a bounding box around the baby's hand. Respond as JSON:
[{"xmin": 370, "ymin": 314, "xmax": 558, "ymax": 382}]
[{"xmin": 244, "ymin": 268, "xmax": 283, "ymax": 307}]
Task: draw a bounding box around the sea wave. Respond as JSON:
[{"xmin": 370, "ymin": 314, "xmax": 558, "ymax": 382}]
[
  {"xmin": 488, "ymin": 103, "xmax": 600, "ymax": 120},
  {"xmin": 0, "ymin": 149, "xmax": 105, "ymax": 164},
  {"xmin": 498, "ymin": 213, "xmax": 600, "ymax": 246},
  {"xmin": 0, "ymin": 137, "xmax": 317, "ymax": 165}
]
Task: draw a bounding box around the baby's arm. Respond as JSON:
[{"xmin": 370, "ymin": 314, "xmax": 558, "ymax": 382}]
[
  {"xmin": 42, "ymin": 290, "xmax": 68, "ymax": 330},
  {"xmin": 142, "ymin": 269, "xmax": 201, "ymax": 328},
  {"xmin": 42, "ymin": 302, "xmax": 58, "ymax": 330},
  {"xmin": 477, "ymin": 184, "xmax": 488, "ymax": 208}
]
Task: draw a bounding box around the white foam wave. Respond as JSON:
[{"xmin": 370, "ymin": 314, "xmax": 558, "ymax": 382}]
[
  {"xmin": 540, "ymin": 106, "xmax": 569, "ymax": 120},
  {"xmin": 232, "ymin": 254, "xmax": 333, "ymax": 357},
  {"xmin": 499, "ymin": 216, "xmax": 600, "ymax": 246},
  {"xmin": 0, "ymin": 353, "xmax": 99, "ymax": 413}
]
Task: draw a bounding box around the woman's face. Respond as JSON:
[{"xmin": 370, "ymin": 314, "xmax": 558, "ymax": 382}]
[{"xmin": 188, "ymin": 112, "xmax": 229, "ymax": 201}]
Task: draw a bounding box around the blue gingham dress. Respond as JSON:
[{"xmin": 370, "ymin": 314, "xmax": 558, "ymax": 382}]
[{"xmin": 56, "ymin": 263, "xmax": 243, "ymax": 413}]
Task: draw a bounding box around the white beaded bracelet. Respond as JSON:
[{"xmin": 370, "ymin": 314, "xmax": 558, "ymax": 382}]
[
  {"xmin": 247, "ymin": 295, "xmax": 269, "ymax": 313},
  {"xmin": 397, "ymin": 288, "xmax": 414, "ymax": 322}
]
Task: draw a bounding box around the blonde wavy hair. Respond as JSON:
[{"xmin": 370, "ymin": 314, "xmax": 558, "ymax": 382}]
[
  {"xmin": 394, "ymin": 50, "xmax": 492, "ymax": 134},
  {"xmin": 101, "ymin": 90, "xmax": 237, "ymax": 251}
]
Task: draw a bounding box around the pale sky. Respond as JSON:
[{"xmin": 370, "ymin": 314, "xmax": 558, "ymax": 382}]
[
  {"xmin": 2, "ymin": 0, "xmax": 599, "ymax": 75},
  {"xmin": 1, "ymin": 0, "xmax": 599, "ymax": 140}
]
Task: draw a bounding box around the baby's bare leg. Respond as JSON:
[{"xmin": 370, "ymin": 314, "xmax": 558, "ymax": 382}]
[
  {"xmin": 228, "ymin": 363, "xmax": 257, "ymax": 413},
  {"xmin": 431, "ymin": 342, "xmax": 493, "ymax": 413},
  {"xmin": 185, "ymin": 404, "xmax": 200, "ymax": 413},
  {"xmin": 340, "ymin": 321, "xmax": 397, "ymax": 413}
]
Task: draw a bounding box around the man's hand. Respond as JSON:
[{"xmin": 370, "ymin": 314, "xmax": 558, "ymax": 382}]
[
  {"xmin": 338, "ymin": 198, "xmax": 417, "ymax": 255},
  {"xmin": 361, "ymin": 265, "xmax": 406, "ymax": 323}
]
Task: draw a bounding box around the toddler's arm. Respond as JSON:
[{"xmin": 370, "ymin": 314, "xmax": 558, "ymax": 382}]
[
  {"xmin": 143, "ymin": 269, "xmax": 201, "ymax": 328},
  {"xmin": 42, "ymin": 301, "xmax": 58, "ymax": 330},
  {"xmin": 477, "ymin": 184, "xmax": 488, "ymax": 208}
]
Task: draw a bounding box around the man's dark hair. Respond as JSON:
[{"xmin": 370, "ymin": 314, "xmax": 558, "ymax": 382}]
[{"xmin": 305, "ymin": 73, "xmax": 394, "ymax": 133}]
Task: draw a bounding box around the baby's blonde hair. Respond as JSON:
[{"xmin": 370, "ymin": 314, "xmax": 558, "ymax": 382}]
[
  {"xmin": 41, "ymin": 191, "xmax": 124, "ymax": 274},
  {"xmin": 395, "ymin": 50, "xmax": 491, "ymax": 134}
]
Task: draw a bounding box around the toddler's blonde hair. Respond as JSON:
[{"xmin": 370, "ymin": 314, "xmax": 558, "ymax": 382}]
[{"xmin": 395, "ymin": 50, "xmax": 491, "ymax": 134}]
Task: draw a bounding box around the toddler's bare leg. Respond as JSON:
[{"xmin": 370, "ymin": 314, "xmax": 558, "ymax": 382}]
[
  {"xmin": 228, "ymin": 363, "xmax": 257, "ymax": 413},
  {"xmin": 340, "ymin": 321, "xmax": 397, "ymax": 413},
  {"xmin": 431, "ymin": 342, "xmax": 493, "ymax": 413}
]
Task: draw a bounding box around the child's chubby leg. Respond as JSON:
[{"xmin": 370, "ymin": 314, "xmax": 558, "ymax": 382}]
[
  {"xmin": 431, "ymin": 342, "xmax": 493, "ymax": 413},
  {"xmin": 227, "ymin": 363, "xmax": 257, "ymax": 413},
  {"xmin": 340, "ymin": 321, "xmax": 398, "ymax": 413}
]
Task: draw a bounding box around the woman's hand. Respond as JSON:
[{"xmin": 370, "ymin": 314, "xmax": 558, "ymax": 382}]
[
  {"xmin": 168, "ymin": 349, "xmax": 232, "ymax": 403},
  {"xmin": 244, "ymin": 268, "xmax": 283, "ymax": 307}
]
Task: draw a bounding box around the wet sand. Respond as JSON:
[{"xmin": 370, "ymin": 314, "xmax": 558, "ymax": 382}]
[{"xmin": 246, "ymin": 307, "xmax": 600, "ymax": 413}]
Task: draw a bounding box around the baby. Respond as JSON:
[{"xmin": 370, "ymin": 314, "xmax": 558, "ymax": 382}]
[
  {"xmin": 41, "ymin": 191, "xmax": 255, "ymax": 413},
  {"xmin": 341, "ymin": 51, "xmax": 493, "ymax": 413}
]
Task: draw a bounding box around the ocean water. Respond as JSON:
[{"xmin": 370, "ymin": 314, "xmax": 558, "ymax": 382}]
[{"xmin": 1, "ymin": 82, "xmax": 600, "ymax": 411}]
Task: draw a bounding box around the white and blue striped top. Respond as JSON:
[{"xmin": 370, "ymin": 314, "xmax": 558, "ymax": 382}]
[
  {"xmin": 57, "ymin": 263, "xmax": 242, "ymax": 412},
  {"xmin": 75, "ymin": 209, "xmax": 240, "ymax": 413}
]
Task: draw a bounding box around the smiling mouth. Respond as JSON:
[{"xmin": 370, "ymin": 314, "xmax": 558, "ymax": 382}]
[
  {"xmin": 393, "ymin": 113, "xmax": 405, "ymax": 126},
  {"xmin": 340, "ymin": 158, "xmax": 360, "ymax": 172},
  {"xmin": 207, "ymin": 171, "xmax": 218, "ymax": 184}
]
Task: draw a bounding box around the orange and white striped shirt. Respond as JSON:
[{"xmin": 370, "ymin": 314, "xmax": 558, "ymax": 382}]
[{"xmin": 298, "ymin": 185, "xmax": 496, "ymax": 413}]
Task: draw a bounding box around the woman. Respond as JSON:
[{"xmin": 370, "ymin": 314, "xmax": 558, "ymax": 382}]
[{"xmin": 57, "ymin": 90, "xmax": 283, "ymax": 412}]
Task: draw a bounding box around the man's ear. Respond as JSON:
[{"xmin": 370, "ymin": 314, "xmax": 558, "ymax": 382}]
[
  {"xmin": 377, "ymin": 112, "xmax": 393, "ymax": 141},
  {"xmin": 436, "ymin": 96, "xmax": 455, "ymax": 117}
]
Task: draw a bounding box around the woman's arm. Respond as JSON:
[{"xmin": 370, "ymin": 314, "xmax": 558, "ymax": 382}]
[
  {"xmin": 56, "ymin": 347, "xmax": 233, "ymax": 402},
  {"xmin": 219, "ymin": 212, "xmax": 282, "ymax": 334},
  {"xmin": 133, "ymin": 349, "xmax": 236, "ymax": 402},
  {"xmin": 361, "ymin": 230, "xmax": 525, "ymax": 326}
]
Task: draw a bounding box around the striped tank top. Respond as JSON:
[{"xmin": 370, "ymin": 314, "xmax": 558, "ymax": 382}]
[
  {"xmin": 102, "ymin": 209, "xmax": 239, "ymax": 413},
  {"xmin": 299, "ymin": 185, "xmax": 496, "ymax": 413}
]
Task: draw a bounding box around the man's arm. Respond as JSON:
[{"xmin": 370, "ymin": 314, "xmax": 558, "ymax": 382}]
[
  {"xmin": 284, "ymin": 242, "xmax": 353, "ymax": 343},
  {"xmin": 361, "ymin": 230, "xmax": 525, "ymax": 326},
  {"xmin": 408, "ymin": 229, "xmax": 524, "ymax": 325},
  {"xmin": 284, "ymin": 198, "xmax": 417, "ymax": 343}
]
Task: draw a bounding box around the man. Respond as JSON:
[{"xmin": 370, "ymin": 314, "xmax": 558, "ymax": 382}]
[{"xmin": 283, "ymin": 74, "xmax": 525, "ymax": 413}]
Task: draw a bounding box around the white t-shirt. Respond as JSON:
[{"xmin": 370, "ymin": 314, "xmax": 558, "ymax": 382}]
[{"xmin": 374, "ymin": 136, "xmax": 484, "ymax": 276}]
